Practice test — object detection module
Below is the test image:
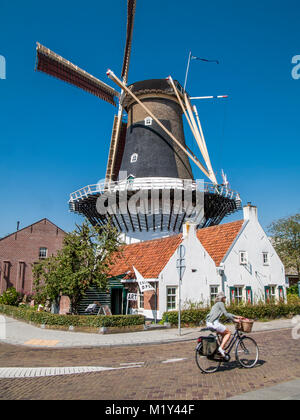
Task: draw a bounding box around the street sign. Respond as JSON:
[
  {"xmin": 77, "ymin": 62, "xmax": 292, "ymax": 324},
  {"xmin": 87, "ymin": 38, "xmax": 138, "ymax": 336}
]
[{"xmin": 127, "ymin": 293, "xmax": 138, "ymax": 301}]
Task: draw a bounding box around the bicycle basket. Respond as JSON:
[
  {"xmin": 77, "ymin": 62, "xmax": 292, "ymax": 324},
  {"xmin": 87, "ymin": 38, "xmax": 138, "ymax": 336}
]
[
  {"xmin": 236, "ymin": 319, "xmax": 254, "ymax": 333},
  {"xmin": 201, "ymin": 336, "xmax": 218, "ymax": 356}
]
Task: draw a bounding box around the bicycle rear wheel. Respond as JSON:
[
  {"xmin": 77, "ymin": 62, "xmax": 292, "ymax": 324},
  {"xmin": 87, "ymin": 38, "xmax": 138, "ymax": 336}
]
[
  {"xmin": 195, "ymin": 344, "xmax": 221, "ymax": 373},
  {"xmin": 235, "ymin": 336, "xmax": 259, "ymax": 368}
]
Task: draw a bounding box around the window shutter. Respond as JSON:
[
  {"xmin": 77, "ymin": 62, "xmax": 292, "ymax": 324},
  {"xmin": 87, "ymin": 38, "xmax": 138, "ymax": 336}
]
[
  {"xmin": 264, "ymin": 286, "xmax": 270, "ymax": 303},
  {"xmin": 246, "ymin": 286, "xmax": 253, "ymax": 304},
  {"xmin": 278, "ymin": 286, "xmax": 284, "ymax": 301},
  {"xmin": 229, "ymin": 287, "xmax": 235, "ymax": 304}
]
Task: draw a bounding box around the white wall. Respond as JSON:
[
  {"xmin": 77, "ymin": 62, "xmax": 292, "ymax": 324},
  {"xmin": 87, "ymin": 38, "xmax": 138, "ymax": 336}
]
[
  {"xmin": 158, "ymin": 224, "xmax": 219, "ymax": 319},
  {"xmin": 222, "ymin": 207, "xmax": 286, "ymax": 303},
  {"xmin": 145, "ymin": 206, "xmax": 286, "ymax": 320}
]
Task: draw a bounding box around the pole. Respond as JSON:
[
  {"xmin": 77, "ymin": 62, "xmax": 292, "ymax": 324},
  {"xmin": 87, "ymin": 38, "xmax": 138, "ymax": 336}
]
[
  {"xmin": 155, "ymin": 283, "xmax": 157, "ymax": 325},
  {"xmin": 178, "ymin": 267, "xmax": 182, "ymax": 336},
  {"xmin": 184, "ymin": 51, "xmax": 192, "ymax": 92},
  {"xmin": 298, "ymin": 281, "xmax": 300, "ymax": 298}
]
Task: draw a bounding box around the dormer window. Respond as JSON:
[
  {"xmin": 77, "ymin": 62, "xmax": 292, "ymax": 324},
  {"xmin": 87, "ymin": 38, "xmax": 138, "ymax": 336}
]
[
  {"xmin": 144, "ymin": 116, "xmax": 152, "ymax": 126},
  {"xmin": 130, "ymin": 153, "xmax": 138, "ymax": 163}
]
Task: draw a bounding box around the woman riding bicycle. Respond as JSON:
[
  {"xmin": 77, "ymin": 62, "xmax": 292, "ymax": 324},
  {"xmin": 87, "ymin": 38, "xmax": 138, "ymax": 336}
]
[{"xmin": 206, "ymin": 291, "xmax": 244, "ymax": 357}]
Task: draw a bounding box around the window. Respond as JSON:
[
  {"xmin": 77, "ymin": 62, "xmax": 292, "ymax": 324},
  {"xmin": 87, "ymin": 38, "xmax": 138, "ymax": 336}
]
[
  {"xmin": 144, "ymin": 116, "xmax": 152, "ymax": 126},
  {"xmin": 138, "ymin": 291, "xmax": 144, "ymax": 309},
  {"xmin": 166, "ymin": 287, "xmax": 177, "ymax": 311},
  {"xmin": 239, "ymin": 251, "xmax": 248, "ymax": 265},
  {"xmin": 210, "ymin": 286, "xmax": 219, "ymax": 304},
  {"xmin": 39, "ymin": 247, "xmax": 48, "ymax": 259},
  {"xmin": 263, "ymin": 252, "xmax": 269, "ymax": 265},
  {"xmin": 232, "ymin": 286, "xmax": 243, "ymax": 305},
  {"xmin": 130, "ymin": 153, "xmax": 138, "ymax": 163},
  {"xmin": 270, "ymin": 286, "xmax": 276, "ymax": 303}
]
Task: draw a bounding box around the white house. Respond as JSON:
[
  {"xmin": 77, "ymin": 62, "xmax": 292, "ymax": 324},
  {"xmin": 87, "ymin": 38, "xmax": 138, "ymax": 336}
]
[{"xmin": 108, "ymin": 204, "xmax": 286, "ymax": 320}]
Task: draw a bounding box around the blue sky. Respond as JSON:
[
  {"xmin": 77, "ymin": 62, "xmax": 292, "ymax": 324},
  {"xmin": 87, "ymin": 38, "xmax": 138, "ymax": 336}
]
[{"xmin": 0, "ymin": 0, "xmax": 299, "ymax": 237}]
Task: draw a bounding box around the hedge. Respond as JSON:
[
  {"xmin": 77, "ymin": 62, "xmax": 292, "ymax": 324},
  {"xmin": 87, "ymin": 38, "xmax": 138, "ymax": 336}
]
[
  {"xmin": 162, "ymin": 302, "xmax": 300, "ymax": 326},
  {"xmin": 0, "ymin": 304, "xmax": 145, "ymax": 328}
]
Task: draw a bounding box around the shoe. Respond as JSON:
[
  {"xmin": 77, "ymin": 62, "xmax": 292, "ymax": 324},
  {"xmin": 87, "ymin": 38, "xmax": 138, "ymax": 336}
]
[{"xmin": 218, "ymin": 347, "xmax": 225, "ymax": 357}]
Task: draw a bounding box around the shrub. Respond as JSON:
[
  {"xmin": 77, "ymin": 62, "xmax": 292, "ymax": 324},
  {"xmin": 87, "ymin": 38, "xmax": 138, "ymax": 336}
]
[
  {"xmin": 162, "ymin": 301, "xmax": 300, "ymax": 326},
  {"xmin": 287, "ymin": 284, "xmax": 299, "ymax": 296},
  {"xmin": 0, "ymin": 304, "xmax": 145, "ymax": 328},
  {"xmin": 0, "ymin": 288, "xmax": 21, "ymax": 306}
]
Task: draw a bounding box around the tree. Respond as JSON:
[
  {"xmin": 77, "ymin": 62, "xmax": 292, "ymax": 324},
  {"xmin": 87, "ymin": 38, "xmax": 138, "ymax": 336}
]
[
  {"xmin": 269, "ymin": 213, "xmax": 300, "ymax": 282},
  {"xmin": 32, "ymin": 219, "xmax": 123, "ymax": 314}
]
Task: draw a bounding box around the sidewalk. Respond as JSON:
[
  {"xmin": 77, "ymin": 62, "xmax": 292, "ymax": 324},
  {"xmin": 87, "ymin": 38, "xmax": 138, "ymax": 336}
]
[
  {"xmin": 0, "ymin": 316, "xmax": 294, "ymax": 348},
  {"xmin": 228, "ymin": 379, "xmax": 300, "ymax": 400}
]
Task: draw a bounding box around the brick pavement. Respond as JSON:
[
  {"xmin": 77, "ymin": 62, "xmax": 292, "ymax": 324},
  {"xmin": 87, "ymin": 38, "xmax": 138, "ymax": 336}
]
[{"xmin": 0, "ymin": 328, "xmax": 299, "ymax": 400}]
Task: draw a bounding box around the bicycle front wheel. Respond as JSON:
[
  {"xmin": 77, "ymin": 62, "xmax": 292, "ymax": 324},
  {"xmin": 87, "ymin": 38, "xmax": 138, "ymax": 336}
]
[
  {"xmin": 195, "ymin": 344, "xmax": 221, "ymax": 374},
  {"xmin": 235, "ymin": 336, "xmax": 259, "ymax": 368}
]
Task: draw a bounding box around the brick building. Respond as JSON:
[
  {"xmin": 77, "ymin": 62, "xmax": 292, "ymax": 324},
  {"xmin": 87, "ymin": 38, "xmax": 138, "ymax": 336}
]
[{"xmin": 0, "ymin": 219, "xmax": 66, "ymax": 295}]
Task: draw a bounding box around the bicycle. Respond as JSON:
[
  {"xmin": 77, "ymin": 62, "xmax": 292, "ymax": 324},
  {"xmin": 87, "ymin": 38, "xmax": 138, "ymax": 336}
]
[{"xmin": 195, "ymin": 321, "xmax": 259, "ymax": 373}]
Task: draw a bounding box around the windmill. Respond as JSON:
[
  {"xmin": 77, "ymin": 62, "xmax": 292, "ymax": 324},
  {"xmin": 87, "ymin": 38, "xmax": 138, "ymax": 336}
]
[{"xmin": 35, "ymin": 0, "xmax": 241, "ymax": 243}]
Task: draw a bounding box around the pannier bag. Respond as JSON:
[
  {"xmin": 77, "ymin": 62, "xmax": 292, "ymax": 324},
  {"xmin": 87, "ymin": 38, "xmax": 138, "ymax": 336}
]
[{"xmin": 202, "ymin": 335, "xmax": 218, "ymax": 356}]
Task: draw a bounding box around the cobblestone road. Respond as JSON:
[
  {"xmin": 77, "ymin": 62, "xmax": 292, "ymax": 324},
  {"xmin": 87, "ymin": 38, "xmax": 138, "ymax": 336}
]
[{"xmin": 0, "ymin": 328, "xmax": 299, "ymax": 400}]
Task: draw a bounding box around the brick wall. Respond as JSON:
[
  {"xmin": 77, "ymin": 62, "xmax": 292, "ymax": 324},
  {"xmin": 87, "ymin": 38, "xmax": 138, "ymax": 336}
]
[{"xmin": 0, "ymin": 219, "xmax": 65, "ymax": 294}]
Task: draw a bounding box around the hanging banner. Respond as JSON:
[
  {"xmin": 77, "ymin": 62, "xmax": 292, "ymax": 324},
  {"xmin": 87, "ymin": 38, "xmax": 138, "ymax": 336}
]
[{"xmin": 133, "ymin": 266, "xmax": 155, "ymax": 293}]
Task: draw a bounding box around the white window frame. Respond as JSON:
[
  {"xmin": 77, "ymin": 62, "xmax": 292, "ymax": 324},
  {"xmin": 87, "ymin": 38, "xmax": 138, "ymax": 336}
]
[
  {"xmin": 239, "ymin": 251, "xmax": 248, "ymax": 265},
  {"xmin": 166, "ymin": 286, "xmax": 178, "ymax": 311},
  {"xmin": 39, "ymin": 247, "xmax": 48, "ymax": 259},
  {"xmin": 234, "ymin": 286, "xmax": 244, "ymax": 304},
  {"xmin": 144, "ymin": 116, "xmax": 153, "ymax": 126},
  {"xmin": 269, "ymin": 285, "xmax": 276, "ymax": 302},
  {"xmin": 210, "ymin": 285, "xmax": 219, "ymax": 304},
  {"xmin": 263, "ymin": 252, "xmax": 269, "ymax": 265},
  {"xmin": 130, "ymin": 153, "xmax": 138, "ymax": 163},
  {"xmin": 138, "ymin": 290, "xmax": 144, "ymax": 309}
]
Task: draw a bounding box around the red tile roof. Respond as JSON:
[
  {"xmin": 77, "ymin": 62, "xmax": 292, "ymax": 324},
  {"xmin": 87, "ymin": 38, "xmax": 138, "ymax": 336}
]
[
  {"xmin": 196, "ymin": 220, "xmax": 244, "ymax": 266},
  {"xmin": 108, "ymin": 220, "xmax": 244, "ymax": 279},
  {"xmin": 108, "ymin": 234, "xmax": 183, "ymax": 279}
]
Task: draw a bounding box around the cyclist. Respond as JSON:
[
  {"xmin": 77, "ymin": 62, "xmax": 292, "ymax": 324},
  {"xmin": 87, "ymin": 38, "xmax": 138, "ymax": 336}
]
[{"xmin": 206, "ymin": 291, "xmax": 243, "ymax": 357}]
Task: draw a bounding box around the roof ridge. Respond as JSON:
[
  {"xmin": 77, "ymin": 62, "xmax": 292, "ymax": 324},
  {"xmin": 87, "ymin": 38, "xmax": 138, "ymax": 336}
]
[{"xmin": 0, "ymin": 218, "xmax": 66, "ymax": 242}]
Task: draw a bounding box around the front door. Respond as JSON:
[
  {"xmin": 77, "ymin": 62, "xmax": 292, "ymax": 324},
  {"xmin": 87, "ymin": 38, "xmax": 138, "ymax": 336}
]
[{"xmin": 111, "ymin": 288, "xmax": 123, "ymax": 315}]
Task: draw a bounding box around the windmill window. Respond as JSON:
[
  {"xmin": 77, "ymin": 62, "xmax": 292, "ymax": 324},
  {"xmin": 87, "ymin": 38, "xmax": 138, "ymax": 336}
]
[
  {"xmin": 130, "ymin": 153, "xmax": 138, "ymax": 163},
  {"xmin": 144, "ymin": 117, "xmax": 153, "ymax": 126}
]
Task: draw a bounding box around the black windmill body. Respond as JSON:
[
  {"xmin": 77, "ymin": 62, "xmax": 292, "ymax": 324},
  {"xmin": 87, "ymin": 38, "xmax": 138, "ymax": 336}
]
[{"xmin": 35, "ymin": 0, "xmax": 241, "ymax": 242}]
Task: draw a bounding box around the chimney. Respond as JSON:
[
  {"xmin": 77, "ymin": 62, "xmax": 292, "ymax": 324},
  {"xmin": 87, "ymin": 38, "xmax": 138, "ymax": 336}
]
[
  {"xmin": 243, "ymin": 202, "xmax": 258, "ymax": 222},
  {"xmin": 183, "ymin": 221, "xmax": 197, "ymax": 239}
]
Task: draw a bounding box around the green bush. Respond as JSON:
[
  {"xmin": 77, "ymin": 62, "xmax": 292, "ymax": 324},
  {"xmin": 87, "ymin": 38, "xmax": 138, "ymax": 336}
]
[
  {"xmin": 162, "ymin": 302, "xmax": 300, "ymax": 326},
  {"xmin": 287, "ymin": 284, "xmax": 299, "ymax": 296},
  {"xmin": 0, "ymin": 304, "xmax": 145, "ymax": 328},
  {"xmin": 0, "ymin": 288, "xmax": 21, "ymax": 306}
]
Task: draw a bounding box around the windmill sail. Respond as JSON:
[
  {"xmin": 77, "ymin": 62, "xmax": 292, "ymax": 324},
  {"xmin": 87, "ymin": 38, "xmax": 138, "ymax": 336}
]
[
  {"xmin": 105, "ymin": 0, "xmax": 137, "ymax": 182},
  {"xmin": 121, "ymin": 0, "xmax": 137, "ymax": 83},
  {"xmin": 105, "ymin": 114, "xmax": 127, "ymax": 182},
  {"xmin": 36, "ymin": 43, "xmax": 119, "ymax": 105}
]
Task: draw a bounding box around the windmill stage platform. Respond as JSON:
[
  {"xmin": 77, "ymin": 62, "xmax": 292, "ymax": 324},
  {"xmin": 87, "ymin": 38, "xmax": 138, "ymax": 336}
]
[{"xmin": 69, "ymin": 177, "xmax": 241, "ymax": 241}]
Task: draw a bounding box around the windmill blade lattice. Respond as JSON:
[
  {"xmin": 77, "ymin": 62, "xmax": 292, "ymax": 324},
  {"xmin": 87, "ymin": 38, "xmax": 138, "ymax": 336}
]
[{"xmin": 36, "ymin": 43, "xmax": 119, "ymax": 105}]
